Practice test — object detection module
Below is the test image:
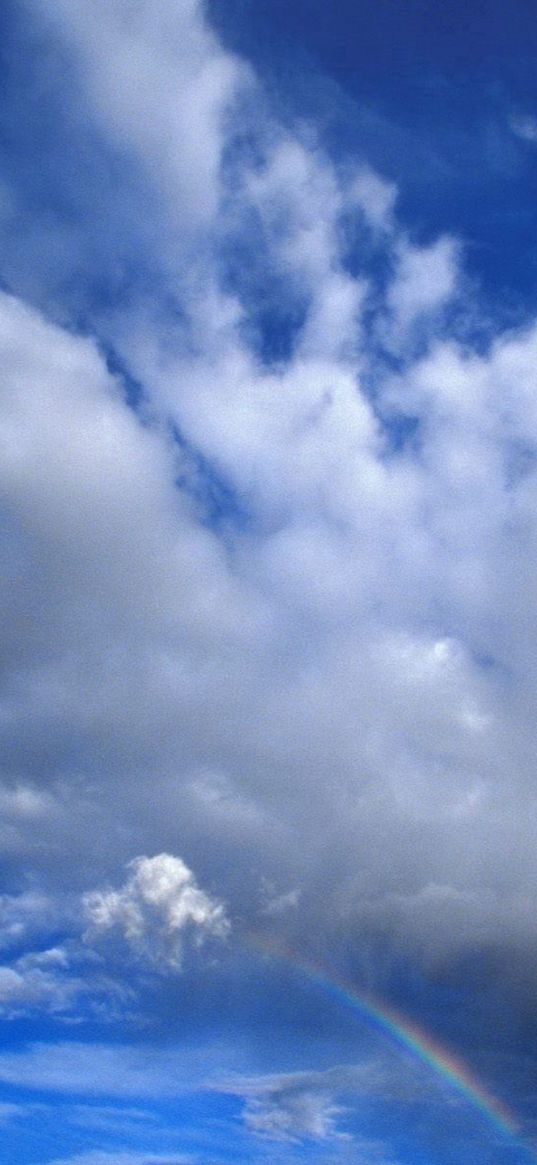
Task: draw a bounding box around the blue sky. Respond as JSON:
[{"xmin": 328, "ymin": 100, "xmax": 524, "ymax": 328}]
[{"xmin": 2, "ymin": 2, "xmax": 537, "ymax": 1163}]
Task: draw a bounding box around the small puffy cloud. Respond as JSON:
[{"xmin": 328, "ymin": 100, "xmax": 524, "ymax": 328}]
[
  {"xmin": 244, "ymin": 136, "xmax": 343, "ymax": 289},
  {"xmin": 84, "ymin": 854, "xmax": 229, "ymax": 969}
]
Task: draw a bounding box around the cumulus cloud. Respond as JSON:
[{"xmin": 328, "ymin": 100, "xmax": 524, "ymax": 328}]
[{"xmin": 83, "ymin": 854, "xmax": 229, "ymax": 969}]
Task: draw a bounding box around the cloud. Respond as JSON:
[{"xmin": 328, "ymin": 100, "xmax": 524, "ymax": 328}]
[
  {"xmin": 214, "ymin": 1058, "xmax": 443, "ymax": 1144},
  {"xmin": 0, "ymin": 1102, "xmax": 23, "ymax": 1124},
  {"xmin": 43, "ymin": 1154, "xmax": 194, "ymax": 1165},
  {"xmin": 2, "ymin": 0, "xmax": 537, "ymax": 1056},
  {"xmin": 35, "ymin": 0, "xmax": 250, "ymax": 232},
  {"xmin": 260, "ymin": 880, "xmax": 301, "ymax": 917},
  {"xmin": 83, "ymin": 854, "xmax": 229, "ymax": 969},
  {"xmin": 0, "ymin": 1041, "xmax": 215, "ymax": 1098},
  {"xmin": 384, "ymin": 234, "xmax": 459, "ymax": 339},
  {"xmin": 0, "ymin": 890, "xmax": 59, "ymax": 953},
  {"xmin": 65, "ymin": 1103, "xmax": 160, "ymax": 1135},
  {"xmin": 243, "ymin": 1088, "xmax": 343, "ymax": 1142},
  {"xmin": 0, "ymin": 940, "xmax": 133, "ymax": 1022},
  {"xmin": 217, "ymin": 1067, "xmax": 349, "ymax": 1142},
  {"xmin": 0, "ymin": 949, "xmax": 70, "ymax": 1013},
  {"xmin": 510, "ymin": 114, "xmax": 537, "ymax": 144},
  {"xmin": 350, "ymin": 168, "xmax": 397, "ymax": 231},
  {"xmin": 4, "ymin": 4, "xmax": 537, "ymax": 1162}
]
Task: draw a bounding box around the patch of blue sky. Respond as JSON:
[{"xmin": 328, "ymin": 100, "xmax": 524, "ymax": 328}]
[
  {"xmin": 209, "ymin": 0, "xmax": 537, "ymax": 324},
  {"xmin": 172, "ymin": 423, "xmax": 253, "ymax": 537},
  {"xmin": 99, "ymin": 344, "xmax": 149, "ymax": 416},
  {"xmin": 0, "ymin": 952, "xmax": 530, "ymax": 1165},
  {"xmin": 0, "ymin": 1081, "xmax": 511, "ymax": 1165},
  {"xmin": 0, "ymin": 1088, "xmax": 249, "ymax": 1165},
  {"xmin": 216, "ymin": 231, "xmax": 310, "ymax": 367}
]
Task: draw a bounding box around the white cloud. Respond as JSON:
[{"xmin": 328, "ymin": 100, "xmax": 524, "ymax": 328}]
[
  {"xmin": 349, "ymin": 167, "xmax": 397, "ymax": 231},
  {"xmin": 385, "ymin": 235, "xmax": 459, "ymax": 334},
  {"xmin": 0, "ymin": 891, "xmax": 58, "ymax": 952},
  {"xmin": 0, "ymin": 152, "xmax": 528, "ymax": 997},
  {"xmin": 216, "ymin": 1067, "xmax": 348, "ymax": 1142},
  {"xmin": 510, "ymin": 114, "xmax": 537, "ymax": 143},
  {"xmin": 43, "ymin": 1154, "xmax": 193, "ymax": 1165},
  {"xmin": 84, "ymin": 854, "xmax": 229, "ymax": 969},
  {"xmin": 260, "ymin": 881, "xmax": 301, "ymax": 917},
  {"xmin": 0, "ymin": 1041, "xmax": 214, "ymax": 1097},
  {"xmin": 214, "ymin": 1058, "xmax": 440, "ymax": 1144},
  {"xmin": 0, "ymin": 1102, "xmax": 23, "ymax": 1124},
  {"xmin": 36, "ymin": 0, "xmax": 250, "ymax": 231},
  {"xmin": 0, "ymin": 954, "xmax": 67, "ymax": 1011},
  {"xmin": 0, "ymin": 942, "xmax": 131, "ymax": 1021},
  {"xmin": 244, "ymin": 1088, "xmax": 343, "ymax": 1142},
  {"xmin": 5, "ymin": 7, "xmax": 537, "ymax": 1164},
  {"xmin": 65, "ymin": 1103, "xmax": 159, "ymax": 1134}
]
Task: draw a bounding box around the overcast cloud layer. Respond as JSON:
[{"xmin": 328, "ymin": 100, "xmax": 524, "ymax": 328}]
[{"xmin": 2, "ymin": 2, "xmax": 537, "ymax": 1163}]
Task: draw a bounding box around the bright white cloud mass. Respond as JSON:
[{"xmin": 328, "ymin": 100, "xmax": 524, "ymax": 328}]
[
  {"xmin": 2, "ymin": 1, "xmax": 537, "ymax": 1163},
  {"xmin": 83, "ymin": 854, "xmax": 229, "ymax": 968}
]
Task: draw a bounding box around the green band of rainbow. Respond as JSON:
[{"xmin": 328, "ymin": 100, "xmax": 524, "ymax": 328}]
[{"xmin": 249, "ymin": 933, "xmax": 534, "ymax": 1161}]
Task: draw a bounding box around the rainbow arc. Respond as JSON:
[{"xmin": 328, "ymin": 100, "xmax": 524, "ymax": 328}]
[{"xmin": 249, "ymin": 933, "xmax": 534, "ymax": 1161}]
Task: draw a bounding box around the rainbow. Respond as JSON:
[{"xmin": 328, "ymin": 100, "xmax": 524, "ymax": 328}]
[{"xmin": 249, "ymin": 933, "xmax": 534, "ymax": 1160}]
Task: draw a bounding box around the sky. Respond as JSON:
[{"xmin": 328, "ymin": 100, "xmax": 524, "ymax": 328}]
[{"xmin": 2, "ymin": 1, "xmax": 537, "ymax": 1162}]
